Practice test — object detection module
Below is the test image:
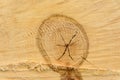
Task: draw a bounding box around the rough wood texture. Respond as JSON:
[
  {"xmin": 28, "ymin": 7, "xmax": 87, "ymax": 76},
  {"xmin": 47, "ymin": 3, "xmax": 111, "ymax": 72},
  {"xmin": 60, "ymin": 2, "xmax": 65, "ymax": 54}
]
[{"xmin": 0, "ymin": 0, "xmax": 120, "ymax": 80}]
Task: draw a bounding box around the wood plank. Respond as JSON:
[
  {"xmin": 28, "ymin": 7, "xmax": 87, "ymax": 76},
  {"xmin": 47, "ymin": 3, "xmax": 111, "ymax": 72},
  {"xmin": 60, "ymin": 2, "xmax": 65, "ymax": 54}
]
[{"xmin": 0, "ymin": 0, "xmax": 120, "ymax": 80}]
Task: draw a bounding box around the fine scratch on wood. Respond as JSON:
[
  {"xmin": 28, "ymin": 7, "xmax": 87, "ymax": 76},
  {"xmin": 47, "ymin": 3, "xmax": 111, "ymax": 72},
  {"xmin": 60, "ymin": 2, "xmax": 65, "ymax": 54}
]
[{"xmin": 56, "ymin": 0, "xmax": 70, "ymax": 5}]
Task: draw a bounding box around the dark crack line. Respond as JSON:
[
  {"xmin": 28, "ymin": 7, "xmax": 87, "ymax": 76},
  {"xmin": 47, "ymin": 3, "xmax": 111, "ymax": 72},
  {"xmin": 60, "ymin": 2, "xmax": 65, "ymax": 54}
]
[{"xmin": 58, "ymin": 32, "xmax": 77, "ymax": 60}]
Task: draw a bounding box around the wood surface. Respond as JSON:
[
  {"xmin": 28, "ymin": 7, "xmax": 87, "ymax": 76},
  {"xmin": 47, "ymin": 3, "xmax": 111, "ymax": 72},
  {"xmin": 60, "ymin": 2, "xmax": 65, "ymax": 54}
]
[{"xmin": 0, "ymin": 0, "xmax": 120, "ymax": 80}]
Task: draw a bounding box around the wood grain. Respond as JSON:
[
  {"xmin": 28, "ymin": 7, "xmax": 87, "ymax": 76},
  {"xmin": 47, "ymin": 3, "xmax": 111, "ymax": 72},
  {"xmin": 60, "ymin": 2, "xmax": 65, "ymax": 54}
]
[{"xmin": 0, "ymin": 0, "xmax": 120, "ymax": 80}]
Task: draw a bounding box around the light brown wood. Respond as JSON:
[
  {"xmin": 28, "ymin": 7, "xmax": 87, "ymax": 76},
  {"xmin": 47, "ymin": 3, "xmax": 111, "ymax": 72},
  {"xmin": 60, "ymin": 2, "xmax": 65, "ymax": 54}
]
[{"xmin": 0, "ymin": 0, "xmax": 120, "ymax": 80}]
